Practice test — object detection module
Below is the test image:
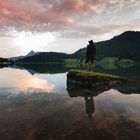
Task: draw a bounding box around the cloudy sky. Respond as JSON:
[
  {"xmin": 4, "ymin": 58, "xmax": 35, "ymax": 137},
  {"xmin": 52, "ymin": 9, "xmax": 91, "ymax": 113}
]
[{"xmin": 0, "ymin": 0, "xmax": 140, "ymax": 57}]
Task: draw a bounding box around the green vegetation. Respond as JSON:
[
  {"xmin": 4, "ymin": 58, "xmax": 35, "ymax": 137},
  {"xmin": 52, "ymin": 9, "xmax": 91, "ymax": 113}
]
[
  {"xmin": 63, "ymin": 57, "xmax": 136, "ymax": 70},
  {"xmin": 98, "ymin": 57, "xmax": 119, "ymax": 70},
  {"xmin": 68, "ymin": 70, "xmax": 125, "ymax": 82},
  {"xmin": 68, "ymin": 69, "xmax": 124, "ymax": 79},
  {"xmin": 63, "ymin": 59, "xmax": 84, "ymax": 68},
  {"xmin": 97, "ymin": 57, "xmax": 135, "ymax": 69},
  {"xmin": 118, "ymin": 59, "xmax": 135, "ymax": 68}
]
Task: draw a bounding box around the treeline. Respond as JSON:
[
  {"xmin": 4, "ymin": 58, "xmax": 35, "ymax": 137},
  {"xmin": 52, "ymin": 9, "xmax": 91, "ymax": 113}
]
[
  {"xmin": 0, "ymin": 57, "xmax": 10, "ymax": 63},
  {"xmin": 16, "ymin": 52, "xmax": 71, "ymax": 63}
]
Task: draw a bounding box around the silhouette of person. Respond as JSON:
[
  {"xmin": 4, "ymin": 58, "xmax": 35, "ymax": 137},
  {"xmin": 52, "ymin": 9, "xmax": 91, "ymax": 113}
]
[
  {"xmin": 85, "ymin": 40, "xmax": 96, "ymax": 71},
  {"xmin": 84, "ymin": 97, "xmax": 95, "ymax": 118}
]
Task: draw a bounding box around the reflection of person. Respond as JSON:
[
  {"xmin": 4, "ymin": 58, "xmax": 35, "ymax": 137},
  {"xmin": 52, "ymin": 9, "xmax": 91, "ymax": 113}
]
[
  {"xmin": 85, "ymin": 40, "xmax": 96, "ymax": 71},
  {"xmin": 84, "ymin": 97, "xmax": 95, "ymax": 118}
]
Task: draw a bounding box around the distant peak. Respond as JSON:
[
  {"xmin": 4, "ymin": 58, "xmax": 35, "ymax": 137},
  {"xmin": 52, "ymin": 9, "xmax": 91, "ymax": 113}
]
[
  {"xmin": 27, "ymin": 50, "xmax": 38, "ymax": 57},
  {"xmin": 28, "ymin": 50, "xmax": 35, "ymax": 55}
]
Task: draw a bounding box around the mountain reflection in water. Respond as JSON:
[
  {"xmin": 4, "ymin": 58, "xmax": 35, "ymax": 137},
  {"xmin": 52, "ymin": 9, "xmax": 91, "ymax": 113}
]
[{"xmin": 0, "ymin": 65, "xmax": 140, "ymax": 140}]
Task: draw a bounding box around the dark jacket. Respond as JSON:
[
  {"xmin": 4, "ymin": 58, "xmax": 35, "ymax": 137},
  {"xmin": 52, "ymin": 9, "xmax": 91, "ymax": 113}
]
[{"xmin": 86, "ymin": 44, "xmax": 96, "ymax": 59}]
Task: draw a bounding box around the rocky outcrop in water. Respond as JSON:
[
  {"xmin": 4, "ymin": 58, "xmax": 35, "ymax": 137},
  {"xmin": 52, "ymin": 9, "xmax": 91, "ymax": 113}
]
[{"xmin": 67, "ymin": 70, "xmax": 128, "ymax": 89}]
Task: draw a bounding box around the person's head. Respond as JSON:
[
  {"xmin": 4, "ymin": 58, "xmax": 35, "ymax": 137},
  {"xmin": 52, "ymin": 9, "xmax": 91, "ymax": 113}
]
[{"xmin": 88, "ymin": 40, "xmax": 94, "ymax": 45}]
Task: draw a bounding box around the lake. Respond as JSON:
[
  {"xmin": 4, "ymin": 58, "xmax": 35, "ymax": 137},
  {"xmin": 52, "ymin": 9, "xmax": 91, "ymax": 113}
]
[{"xmin": 0, "ymin": 65, "xmax": 140, "ymax": 140}]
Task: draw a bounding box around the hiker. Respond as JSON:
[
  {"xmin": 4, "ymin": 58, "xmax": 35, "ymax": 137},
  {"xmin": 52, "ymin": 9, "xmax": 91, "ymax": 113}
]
[{"xmin": 85, "ymin": 40, "xmax": 96, "ymax": 71}]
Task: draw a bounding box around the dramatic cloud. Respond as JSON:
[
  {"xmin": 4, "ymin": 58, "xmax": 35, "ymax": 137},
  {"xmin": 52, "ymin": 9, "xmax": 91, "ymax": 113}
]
[
  {"xmin": 1, "ymin": 0, "xmax": 139, "ymax": 35},
  {"xmin": 0, "ymin": 0, "xmax": 140, "ymax": 57},
  {"xmin": 0, "ymin": 0, "xmax": 100, "ymax": 32}
]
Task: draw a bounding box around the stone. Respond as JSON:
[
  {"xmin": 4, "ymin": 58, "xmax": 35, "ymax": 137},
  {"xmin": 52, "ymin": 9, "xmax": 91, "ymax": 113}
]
[{"xmin": 67, "ymin": 70, "xmax": 128, "ymax": 89}]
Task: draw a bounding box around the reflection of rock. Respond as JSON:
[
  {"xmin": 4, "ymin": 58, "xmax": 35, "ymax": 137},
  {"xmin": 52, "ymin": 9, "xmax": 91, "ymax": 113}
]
[
  {"xmin": 67, "ymin": 75, "xmax": 140, "ymax": 118},
  {"xmin": 67, "ymin": 80, "xmax": 140, "ymax": 96},
  {"xmin": 67, "ymin": 70, "xmax": 128, "ymax": 89},
  {"xmin": 67, "ymin": 88, "xmax": 105, "ymax": 97}
]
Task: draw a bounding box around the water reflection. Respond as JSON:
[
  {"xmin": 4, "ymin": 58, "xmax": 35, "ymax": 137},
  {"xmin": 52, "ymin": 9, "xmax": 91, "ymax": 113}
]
[
  {"xmin": 1, "ymin": 63, "xmax": 140, "ymax": 80},
  {"xmin": 95, "ymin": 64, "xmax": 140, "ymax": 80},
  {"xmin": 0, "ymin": 67, "xmax": 67, "ymax": 93},
  {"xmin": 0, "ymin": 88, "xmax": 140, "ymax": 140},
  {"xmin": 84, "ymin": 97, "xmax": 95, "ymax": 118},
  {"xmin": 67, "ymin": 88, "xmax": 140, "ymax": 140},
  {"xmin": 67, "ymin": 80, "xmax": 140, "ymax": 122},
  {"xmin": 67, "ymin": 88, "xmax": 98, "ymax": 119},
  {"xmin": 0, "ymin": 64, "xmax": 140, "ymax": 140},
  {"xmin": 11, "ymin": 64, "xmax": 70, "ymax": 74}
]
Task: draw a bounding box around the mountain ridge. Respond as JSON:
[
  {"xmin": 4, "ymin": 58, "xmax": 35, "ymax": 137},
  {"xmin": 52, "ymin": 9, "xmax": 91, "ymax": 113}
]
[
  {"xmin": 72, "ymin": 31, "xmax": 140, "ymax": 61},
  {"xmin": 9, "ymin": 50, "xmax": 39, "ymax": 61},
  {"xmin": 0, "ymin": 31, "xmax": 140, "ymax": 63}
]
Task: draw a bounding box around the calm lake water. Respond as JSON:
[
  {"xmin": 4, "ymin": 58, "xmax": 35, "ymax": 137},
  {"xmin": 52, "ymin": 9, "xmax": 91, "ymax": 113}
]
[{"xmin": 0, "ymin": 65, "xmax": 140, "ymax": 140}]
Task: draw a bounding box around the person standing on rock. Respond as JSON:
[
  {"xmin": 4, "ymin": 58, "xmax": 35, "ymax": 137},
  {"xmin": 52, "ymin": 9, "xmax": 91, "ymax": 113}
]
[{"xmin": 85, "ymin": 40, "xmax": 96, "ymax": 71}]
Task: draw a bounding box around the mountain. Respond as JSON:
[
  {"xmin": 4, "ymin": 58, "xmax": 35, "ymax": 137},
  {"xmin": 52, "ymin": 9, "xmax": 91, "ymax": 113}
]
[
  {"xmin": 26, "ymin": 50, "xmax": 39, "ymax": 57},
  {"xmin": 11, "ymin": 31, "xmax": 140, "ymax": 63},
  {"xmin": 9, "ymin": 50, "xmax": 39, "ymax": 61},
  {"xmin": 0, "ymin": 57, "xmax": 10, "ymax": 63},
  {"xmin": 73, "ymin": 31, "xmax": 140, "ymax": 61},
  {"xmin": 16, "ymin": 52, "xmax": 70, "ymax": 63}
]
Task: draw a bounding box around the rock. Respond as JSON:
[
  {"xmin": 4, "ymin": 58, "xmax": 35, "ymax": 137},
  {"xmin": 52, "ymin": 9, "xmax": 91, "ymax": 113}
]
[{"xmin": 67, "ymin": 70, "xmax": 128, "ymax": 89}]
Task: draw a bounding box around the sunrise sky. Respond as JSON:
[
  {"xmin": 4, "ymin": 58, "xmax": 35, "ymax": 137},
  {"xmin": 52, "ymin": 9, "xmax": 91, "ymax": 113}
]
[{"xmin": 0, "ymin": 0, "xmax": 140, "ymax": 57}]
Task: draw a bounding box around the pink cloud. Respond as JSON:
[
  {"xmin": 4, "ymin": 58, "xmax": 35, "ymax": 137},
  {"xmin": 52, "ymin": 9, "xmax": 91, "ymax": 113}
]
[
  {"xmin": 0, "ymin": 0, "xmax": 103, "ymax": 31},
  {"xmin": 0, "ymin": 0, "xmax": 140, "ymax": 37}
]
